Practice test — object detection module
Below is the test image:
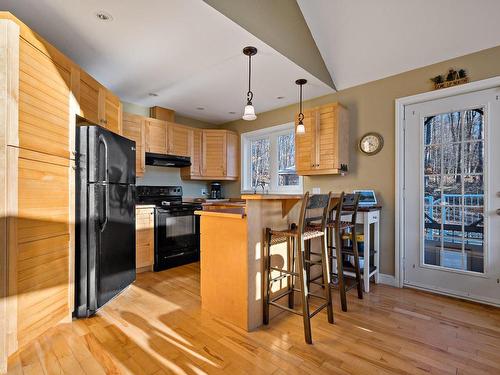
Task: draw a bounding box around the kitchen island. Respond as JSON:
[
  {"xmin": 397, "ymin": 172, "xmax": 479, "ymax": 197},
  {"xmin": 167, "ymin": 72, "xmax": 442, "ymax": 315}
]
[{"xmin": 195, "ymin": 195, "xmax": 302, "ymax": 331}]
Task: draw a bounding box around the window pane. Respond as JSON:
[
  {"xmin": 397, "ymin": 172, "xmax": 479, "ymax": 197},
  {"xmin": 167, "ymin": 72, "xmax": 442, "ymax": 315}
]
[
  {"xmin": 424, "ymin": 116, "xmax": 441, "ymax": 145},
  {"xmin": 278, "ymin": 132, "xmax": 299, "ymax": 186},
  {"xmin": 251, "ymin": 138, "xmax": 270, "ymax": 188},
  {"xmin": 463, "ymin": 109, "xmax": 484, "ymax": 141}
]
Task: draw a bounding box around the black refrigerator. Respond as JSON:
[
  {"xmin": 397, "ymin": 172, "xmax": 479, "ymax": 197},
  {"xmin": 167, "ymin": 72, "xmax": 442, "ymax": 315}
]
[{"xmin": 75, "ymin": 122, "xmax": 136, "ymax": 318}]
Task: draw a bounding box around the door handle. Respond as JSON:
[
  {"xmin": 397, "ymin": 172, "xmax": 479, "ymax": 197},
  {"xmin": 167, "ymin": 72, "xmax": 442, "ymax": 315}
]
[
  {"xmin": 98, "ymin": 134, "xmax": 109, "ymax": 182},
  {"xmin": 99, "ymin": 183, "xmax": 109, "ymax": 232}
]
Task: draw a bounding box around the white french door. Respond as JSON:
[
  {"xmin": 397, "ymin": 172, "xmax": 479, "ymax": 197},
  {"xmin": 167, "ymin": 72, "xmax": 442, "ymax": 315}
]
[{"xmin": 404, "ymin": 88, "xmax": 500, "ymax": 305}]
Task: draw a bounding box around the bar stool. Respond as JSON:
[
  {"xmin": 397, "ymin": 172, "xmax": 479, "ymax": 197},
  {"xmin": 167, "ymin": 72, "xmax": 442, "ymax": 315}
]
[
  {"xmin": 327, "ymin": 193, "xmax": 363, "ymax": 311},
  {"xmin": 263, "ymin": 192, "xmax": 333, "ymax": 344}
]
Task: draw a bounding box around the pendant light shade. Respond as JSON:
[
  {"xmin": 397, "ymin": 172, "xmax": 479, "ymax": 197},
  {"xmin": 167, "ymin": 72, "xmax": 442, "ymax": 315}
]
[
  {"xmin": 243, "ymin": 104, "xmax": 257, "ymax": 121},
  {"xmin": 242, "ymin": 46, "xmax": 257, "ymax": 121},
  {"xmin": 295, "ymin": 79, "xmax": 307, "ymax": 134}
]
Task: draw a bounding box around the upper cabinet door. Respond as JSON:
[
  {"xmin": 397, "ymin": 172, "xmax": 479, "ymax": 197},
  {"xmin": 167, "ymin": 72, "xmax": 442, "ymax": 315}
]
[
  {"xmin": 79, "ymin": 69, "xmax": 101, "ymax": 125},
  {"xmin": 190, "ymin": 128, "xmax": 202, "ymax": 177},
  {"xmin": 295, "ymin": 108, "xmax": 317, "ymax": 173},
  {"xmin": 316, "ymin": 104, "xmax": 338, "ymax": 170},
  {"xmin": 145, "ymin": 118, "xmax": 168, "ymax": 154},
  {"xmin": 225, "ymin": 131, "xmax": 239, "ymax": 178},
  {"xmin": 18, "ymin": 39, "xmax": 72, "ymax": 159},
  {"xmin": 168, "ymin": 123, "xmax": 191, "ymax": 157},
  {"xmin": 202, "ymin": 130, "xmax": 226, "ymax": 177},
  {"xmin": 122, "ymin": 112, "xmax": 146, "ymax": 177},
  {"xmin": 102, "ymin": 88, "xmax": 122, "ymax": 134}
]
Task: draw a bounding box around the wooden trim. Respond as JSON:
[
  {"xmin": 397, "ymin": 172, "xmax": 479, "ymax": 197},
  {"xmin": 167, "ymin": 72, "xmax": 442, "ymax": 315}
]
[
  {"xmin": 0, "ymin": 18, "xmax": 19, "ymax": 373},
  {"xmin": 6, "ymin": 147, "xmax": 18, "ymax": 357}
]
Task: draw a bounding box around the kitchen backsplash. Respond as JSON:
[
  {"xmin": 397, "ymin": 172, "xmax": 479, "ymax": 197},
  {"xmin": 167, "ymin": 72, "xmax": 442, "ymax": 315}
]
[{"xmin": 137, "ymin": 166, "xmax": 209, "ymax": 197}]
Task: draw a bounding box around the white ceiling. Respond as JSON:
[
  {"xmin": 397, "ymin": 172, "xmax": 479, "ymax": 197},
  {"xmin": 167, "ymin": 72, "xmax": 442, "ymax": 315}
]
[
  {"xmin": 1, "ymin": 0, "xmax": 333, "ymax": 123},
  {"xmin": 298, "ymin": 0, "xmax": 500, "ymax": 90}
]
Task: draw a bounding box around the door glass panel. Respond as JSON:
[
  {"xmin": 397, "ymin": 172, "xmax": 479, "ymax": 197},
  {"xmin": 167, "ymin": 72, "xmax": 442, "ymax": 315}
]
[{"xmin": 423, "ymin": 109, "xmax": 485, "ymax": 273}]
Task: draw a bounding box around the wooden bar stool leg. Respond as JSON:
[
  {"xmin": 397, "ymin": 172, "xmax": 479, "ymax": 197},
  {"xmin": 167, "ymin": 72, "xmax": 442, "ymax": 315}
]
[
  {"xmin": 335, "ymin": 226, "xmax": 348, "ymax": 312},
  {"xmin": 352, "ymin": 231, "xmax": 364, "ymax": 300},
  {"xmin": 263, "ymin": 228, "xmax": 271, "ymax": 325},
  {"xmin": 321, "ymin": 232, "xmax": 334, "ymax": 324},
  {"xmin": 287, "ymin": 236, "xmax": 295, "ymax": 309},
  {"xmin": 296, "ymin": 236, "xmax": 312, "ymax": 344},
  {"xmin": 305, "ymin": 239, "xmax": 311, "ymax": 290}
]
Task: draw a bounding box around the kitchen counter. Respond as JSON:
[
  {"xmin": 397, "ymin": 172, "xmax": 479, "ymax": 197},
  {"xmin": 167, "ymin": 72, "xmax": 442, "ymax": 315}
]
[
  {"xmin": 197, "ymin": 194, "xmax": 302, "ymax": 331},
  {"xmin": 135, "ymin": 204, "xmax": 156, "ymax": 209}
]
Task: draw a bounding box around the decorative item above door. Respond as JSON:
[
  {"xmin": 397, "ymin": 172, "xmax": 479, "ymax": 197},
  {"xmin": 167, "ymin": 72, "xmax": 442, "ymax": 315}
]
[{"xmin": 430, "ymin": 68, "xmax": 469, "ymax": 90}]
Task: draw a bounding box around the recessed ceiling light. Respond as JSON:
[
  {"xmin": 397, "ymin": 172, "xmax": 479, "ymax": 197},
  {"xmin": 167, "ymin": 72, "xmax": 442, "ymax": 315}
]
[
  {"xmin": 228, "ymin": 111, "xmax": 236, "ymax": 114},
  {"xmin": 148, "ymin": 93, "xmax": 158, "ymax": 97},
  {"xmin": 95, "ymin": 11, "xmax": 113, "ymax": 21},
  {"xmin": 196, "ymin": 107, "xmax": 205, "ymax": 111},
  {"xmin": 276, "ymin": 96, "xmax": 285, "ymax": 99}
]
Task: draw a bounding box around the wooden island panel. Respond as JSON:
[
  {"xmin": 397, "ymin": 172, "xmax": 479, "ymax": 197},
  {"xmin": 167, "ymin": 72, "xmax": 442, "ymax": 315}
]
[{"xmin": 199, "ymin": 213, "xmax": 249, "ymax": 330}]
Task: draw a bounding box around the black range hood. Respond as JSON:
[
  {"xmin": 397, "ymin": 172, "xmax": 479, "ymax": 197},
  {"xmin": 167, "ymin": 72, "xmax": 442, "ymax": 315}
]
[{"xmin": 145, "ymin": 152, "xmax": 191, "ymax": 168}]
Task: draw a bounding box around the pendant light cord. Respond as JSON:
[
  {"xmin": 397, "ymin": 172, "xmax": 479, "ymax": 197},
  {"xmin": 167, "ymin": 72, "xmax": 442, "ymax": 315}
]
[
  {"xmin": 298, "ymin": 82, "xmax": 304, "ymax": 123},
  {"xmin": 247, "ymin": 54, "xmax": 253, "ymax": 104}
]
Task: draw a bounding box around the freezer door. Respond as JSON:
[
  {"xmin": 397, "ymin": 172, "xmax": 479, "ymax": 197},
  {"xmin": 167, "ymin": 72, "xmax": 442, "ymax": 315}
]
[
  {"xmin": 89, "ymin": 183, "xmax": 136, "ymax": 311},
  {"xmin": 87, "ymin": 125, "xmax": 136, "ymax": 184}
]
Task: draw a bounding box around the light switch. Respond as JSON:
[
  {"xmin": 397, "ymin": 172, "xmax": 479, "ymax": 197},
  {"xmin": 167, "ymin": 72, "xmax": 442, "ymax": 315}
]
[{"xmin": 312, "ymin": 187, "xmax": 321, "ymax": 194}]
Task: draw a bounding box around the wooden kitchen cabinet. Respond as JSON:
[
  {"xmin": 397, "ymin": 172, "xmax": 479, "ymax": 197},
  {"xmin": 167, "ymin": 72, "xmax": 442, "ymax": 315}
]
[
  {"xmin": 145, "ymin": 118, "xmax": 168, "ymax": 154},
  {"xmin": 181, "ymin": 128, "xmax": 202, "ymax": 179},
  {"xmin": 122, "ymin": 112, "xmax": 146, "ymax": 177},
  {"xmin": 183, "ymin": 129, "xmax": 239, "ymax": 180},
  {"xmin": 225, "ymin": 131, "xmax": 239, "ymax": 178},
  {"xmin": 101, "ymin": 87, "xmax": 122, "ymax": 134},
  {"xmin": 168, "ymin": 122, "xmax": 191, "ymax": 157},
  {"xmin": 136, "ymin": 207, "xmax": 154, "ymax": 271},
  {"xmin": 78, "ymin": 71, "xmax": 122, "ymax": 134},
  {"xmin": 295, "ymin": 102, "xmax": 349, "ymax": 175},
  {"xmin": 78, "ymin": 69, "xmax": 101, "ymax": 125},
  {"xmin": 18, "ymin": 38, "xmax": 72, "ymax": 159}
]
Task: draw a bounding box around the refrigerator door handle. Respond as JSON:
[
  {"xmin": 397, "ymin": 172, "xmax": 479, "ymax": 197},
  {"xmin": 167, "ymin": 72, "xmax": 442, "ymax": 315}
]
[
  {"xmin": 98, "ymin": 134, "xmax": 109, "ymax": 183},
  {"xmin": 100, "ymin": 183, "xmax": 109, "ymax": 232}
]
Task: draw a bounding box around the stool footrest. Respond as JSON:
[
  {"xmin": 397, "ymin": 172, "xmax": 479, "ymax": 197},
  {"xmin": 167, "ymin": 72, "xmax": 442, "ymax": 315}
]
[
  {"xmin": 269, "ymin": 301, "xmax": 302, "ymax": 316},
  {"xmin": 309, "ymin": 302, "xmax": 329, "ymax": 318},
  {"xmin": 270, "ymin": 267, "xmax": 298, "ymax": 277}
]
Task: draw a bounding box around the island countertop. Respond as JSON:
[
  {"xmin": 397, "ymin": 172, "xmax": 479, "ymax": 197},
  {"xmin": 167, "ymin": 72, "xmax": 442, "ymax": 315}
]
[{"xmin": 241, "ymin": 194, "xmax": 302, "ymax": 200}]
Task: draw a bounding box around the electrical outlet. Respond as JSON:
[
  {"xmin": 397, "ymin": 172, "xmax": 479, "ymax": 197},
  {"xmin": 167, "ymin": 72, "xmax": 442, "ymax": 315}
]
[
  {"xmin": 201, "ymin": 189, "xmax": 207, "ymax": 196},
  {"xmin": 312, "ymin": 187, "xmax": 321, "ymax": 194}
]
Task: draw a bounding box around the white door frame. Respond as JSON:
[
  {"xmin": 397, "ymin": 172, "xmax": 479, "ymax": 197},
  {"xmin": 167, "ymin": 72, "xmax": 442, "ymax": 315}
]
[{"xmin": 395, "ymin": 76, "xmax": 500, "ymax": 289}]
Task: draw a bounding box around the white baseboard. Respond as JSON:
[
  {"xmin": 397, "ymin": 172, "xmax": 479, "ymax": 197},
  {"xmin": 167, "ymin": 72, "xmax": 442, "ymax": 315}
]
[{"xmin": 378, "ymin": 273, "xmax": 397, "ymax": 287}]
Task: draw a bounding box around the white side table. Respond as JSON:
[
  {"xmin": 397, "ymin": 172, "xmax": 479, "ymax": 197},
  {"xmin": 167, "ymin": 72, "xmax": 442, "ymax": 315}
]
[{"xmin": 341, "ymin": 208, "xmax": 380, "ymax": 292}]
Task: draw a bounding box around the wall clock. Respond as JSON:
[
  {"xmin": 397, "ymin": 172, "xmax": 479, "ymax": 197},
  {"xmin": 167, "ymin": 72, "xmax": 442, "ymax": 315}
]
[{"xmin": 359, "ymin": 132, "xmax": 384, "ymax": 155}]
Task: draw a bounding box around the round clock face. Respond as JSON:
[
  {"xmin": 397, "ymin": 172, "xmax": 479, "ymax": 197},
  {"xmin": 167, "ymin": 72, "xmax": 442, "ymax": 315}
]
[{"xmin": 359, "ymin": 133, "xmax": 383, "ymax": 155}]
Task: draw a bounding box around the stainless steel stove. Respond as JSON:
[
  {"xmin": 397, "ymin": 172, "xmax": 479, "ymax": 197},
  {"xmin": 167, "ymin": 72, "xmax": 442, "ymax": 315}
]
[{"xmin": 136, "ymin": 186, "xmax": 202, "ymax": 271}]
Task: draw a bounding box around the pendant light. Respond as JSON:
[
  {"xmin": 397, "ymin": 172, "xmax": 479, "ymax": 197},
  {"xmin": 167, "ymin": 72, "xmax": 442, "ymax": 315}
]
[
  {"xmin": 295, "ymin": 79, "xmax": 307, "ymax": 134},
  {"xmin": 242, "ymin": 46, "xmax": 257, "ymax": 121}
]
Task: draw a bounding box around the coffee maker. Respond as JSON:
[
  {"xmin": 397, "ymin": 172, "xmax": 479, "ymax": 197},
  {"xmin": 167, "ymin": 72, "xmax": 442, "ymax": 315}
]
[{"xmin": 209, "ymin": 182, "xmax": 222, "ymax": 199}]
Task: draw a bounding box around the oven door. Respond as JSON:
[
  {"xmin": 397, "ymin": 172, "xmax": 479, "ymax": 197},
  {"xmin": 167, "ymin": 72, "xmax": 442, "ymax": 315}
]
[{"xmin": 154, "ymin": 208, "xmax": 200, "ymax": 271}]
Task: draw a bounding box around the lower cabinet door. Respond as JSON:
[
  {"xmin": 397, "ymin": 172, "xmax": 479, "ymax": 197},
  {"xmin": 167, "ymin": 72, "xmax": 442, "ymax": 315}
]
[{"xmin": 136, "ymin": 207, "xmax": 154, "ymax": 270}]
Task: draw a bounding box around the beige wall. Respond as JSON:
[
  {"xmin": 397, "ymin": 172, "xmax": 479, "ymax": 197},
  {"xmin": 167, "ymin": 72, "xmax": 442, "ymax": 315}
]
[{"xmin": 220, "ymin": 45, "xmax": 500, "ymax": 276}]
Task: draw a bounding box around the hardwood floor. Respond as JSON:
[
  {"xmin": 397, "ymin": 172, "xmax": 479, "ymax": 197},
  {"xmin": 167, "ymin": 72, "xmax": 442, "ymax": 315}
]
[{"xmin": 7, "ymin": 262, "xmax": 500, "ymax": 374}]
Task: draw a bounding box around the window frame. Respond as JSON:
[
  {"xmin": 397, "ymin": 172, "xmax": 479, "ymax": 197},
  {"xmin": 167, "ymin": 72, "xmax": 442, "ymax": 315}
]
[{"xmin": 241, "ymin": 122, "xmax": 303, "ymax": 194}]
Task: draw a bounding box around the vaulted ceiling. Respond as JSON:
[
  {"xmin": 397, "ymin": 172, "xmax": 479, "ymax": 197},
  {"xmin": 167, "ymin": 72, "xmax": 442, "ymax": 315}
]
[
  {"xmin": 1, "ymin": 0, "xmax": 500, "ymax": 123},
  {"xmin": 297, "ymin": 0, "xmax": 500, "ymax": 90}
]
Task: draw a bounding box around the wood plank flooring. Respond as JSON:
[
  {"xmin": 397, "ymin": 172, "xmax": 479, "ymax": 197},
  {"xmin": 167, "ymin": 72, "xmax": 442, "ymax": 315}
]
[{"xmin": 7, "ymin": 263, "xmax": 500, "ymax": 374}]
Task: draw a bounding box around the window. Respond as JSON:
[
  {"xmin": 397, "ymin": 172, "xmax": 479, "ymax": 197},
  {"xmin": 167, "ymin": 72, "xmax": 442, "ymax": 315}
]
[{"xmin": 241, "ymin": 123, "xmax": 303, "ymax": 194}]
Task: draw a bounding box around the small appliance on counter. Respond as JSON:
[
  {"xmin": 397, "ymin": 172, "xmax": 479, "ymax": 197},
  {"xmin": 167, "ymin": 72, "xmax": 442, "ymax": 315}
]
[
  {"xmin": 209, "ymin": 182, "xmax": 222, "ymax": 199},
  {"xmin": 136, "ymin": 186, "xmax": 202, "ymax": 271},
  {"xmin": 74, "ymin": 120, "xmax": 136, "ymax": 318}
]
